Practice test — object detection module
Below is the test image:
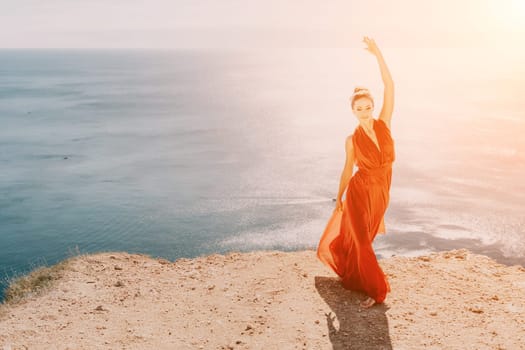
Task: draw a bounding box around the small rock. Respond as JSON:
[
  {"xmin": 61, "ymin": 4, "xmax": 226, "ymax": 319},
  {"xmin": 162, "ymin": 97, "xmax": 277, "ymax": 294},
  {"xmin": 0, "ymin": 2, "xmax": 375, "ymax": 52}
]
[
  {"xmin": 94, "ymin": 305, "xmax": 108, "ymax": 312},
  {"xmin": 468, "ymin": 307, "xmax": 484, "ymax": 314},
  {"xmin": 114, "ymin": 265, "xmax": 123, "ymax": 270}
]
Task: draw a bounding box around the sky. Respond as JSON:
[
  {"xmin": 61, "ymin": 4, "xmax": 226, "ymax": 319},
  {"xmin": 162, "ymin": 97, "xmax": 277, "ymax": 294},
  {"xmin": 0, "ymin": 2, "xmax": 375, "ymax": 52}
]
[{"xmin": 0, "ymin": 0, "xmax": 524, "ymax": 48}]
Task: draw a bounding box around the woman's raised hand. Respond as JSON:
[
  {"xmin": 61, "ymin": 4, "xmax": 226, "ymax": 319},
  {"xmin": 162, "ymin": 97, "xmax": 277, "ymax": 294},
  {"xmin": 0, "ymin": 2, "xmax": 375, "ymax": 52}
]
[{"xmin": 363, "ymin": 36, "xmax": 381, "ymax": 57}]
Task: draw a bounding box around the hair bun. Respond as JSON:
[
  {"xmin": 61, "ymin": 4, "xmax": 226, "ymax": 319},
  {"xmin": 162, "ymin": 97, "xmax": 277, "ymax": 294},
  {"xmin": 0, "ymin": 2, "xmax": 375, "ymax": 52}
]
[{"xmin": 353, "ymin": 87, "xmax": 369, "ymax": 94}]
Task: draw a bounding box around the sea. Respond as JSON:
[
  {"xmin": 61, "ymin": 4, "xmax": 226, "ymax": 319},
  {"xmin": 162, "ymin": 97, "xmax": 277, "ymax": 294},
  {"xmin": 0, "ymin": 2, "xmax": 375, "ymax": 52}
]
[{"xmin": 1, "ymin": 48, "xmax": 524, "ymax": 302}]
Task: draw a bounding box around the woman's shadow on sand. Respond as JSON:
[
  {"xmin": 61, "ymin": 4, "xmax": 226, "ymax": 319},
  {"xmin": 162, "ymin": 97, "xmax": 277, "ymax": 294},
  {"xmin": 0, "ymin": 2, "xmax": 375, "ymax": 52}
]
[{"xmin": 315, "ymin": 276, "xmax": 392, "ymax": 350}]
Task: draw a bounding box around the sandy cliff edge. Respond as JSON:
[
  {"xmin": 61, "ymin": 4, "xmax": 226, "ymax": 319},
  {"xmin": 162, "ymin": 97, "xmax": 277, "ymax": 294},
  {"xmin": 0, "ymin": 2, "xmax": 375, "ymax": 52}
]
[{"xmin": 1, "ymin": 248, "xmax": 524, "ymax": 349}]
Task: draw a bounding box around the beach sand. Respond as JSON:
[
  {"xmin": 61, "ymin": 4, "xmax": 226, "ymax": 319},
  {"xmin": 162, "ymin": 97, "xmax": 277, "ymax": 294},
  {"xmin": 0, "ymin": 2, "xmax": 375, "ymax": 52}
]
[{"xmin": 1, "ymin": 248, "xmax": 524, "ymax": 349}]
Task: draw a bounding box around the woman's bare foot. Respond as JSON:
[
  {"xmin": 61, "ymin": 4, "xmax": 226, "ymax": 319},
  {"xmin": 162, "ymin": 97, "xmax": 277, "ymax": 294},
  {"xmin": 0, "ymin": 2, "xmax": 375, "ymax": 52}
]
[{"xmin": 360, "ymin": 297, "xmax": 376, "ymax": 309}]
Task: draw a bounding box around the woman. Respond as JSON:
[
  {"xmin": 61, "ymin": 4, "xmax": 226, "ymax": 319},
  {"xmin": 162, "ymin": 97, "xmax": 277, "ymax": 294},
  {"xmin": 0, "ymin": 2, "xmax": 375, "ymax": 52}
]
[{"xmin": 317, "ymin": 36, "xmax": 395, "ymax": 309}]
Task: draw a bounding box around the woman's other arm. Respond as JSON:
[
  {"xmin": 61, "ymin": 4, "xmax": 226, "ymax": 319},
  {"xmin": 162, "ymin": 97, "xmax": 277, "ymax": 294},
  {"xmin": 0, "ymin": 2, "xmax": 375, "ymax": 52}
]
[{"xmin": 336, "ymin": 135, "xmax": 355, "ymax": 211}]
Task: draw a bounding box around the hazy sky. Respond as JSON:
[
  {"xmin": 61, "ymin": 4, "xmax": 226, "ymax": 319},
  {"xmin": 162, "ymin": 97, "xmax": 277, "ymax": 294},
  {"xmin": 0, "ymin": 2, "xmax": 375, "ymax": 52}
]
[{"xmin": 1, "ymin": 0, "xmax": 524, "ymax": 48}]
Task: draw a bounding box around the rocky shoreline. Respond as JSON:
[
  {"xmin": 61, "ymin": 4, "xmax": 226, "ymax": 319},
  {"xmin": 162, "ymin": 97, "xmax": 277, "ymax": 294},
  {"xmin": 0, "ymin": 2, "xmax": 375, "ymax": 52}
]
[{"xmin": 1, "ymin": 248, "xmax": 524, "ymax": 349}]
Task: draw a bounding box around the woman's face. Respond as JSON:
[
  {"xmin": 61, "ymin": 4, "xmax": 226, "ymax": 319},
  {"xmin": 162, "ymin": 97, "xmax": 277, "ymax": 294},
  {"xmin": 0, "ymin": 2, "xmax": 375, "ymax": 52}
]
[{"xmin": 352, "ymin": 97, "xmax": 374, "ymax": 121}]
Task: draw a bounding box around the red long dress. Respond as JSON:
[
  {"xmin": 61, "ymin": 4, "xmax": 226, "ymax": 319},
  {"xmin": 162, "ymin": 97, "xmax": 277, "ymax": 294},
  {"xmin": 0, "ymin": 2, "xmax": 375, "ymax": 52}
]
[{"xmin": 317, "ymin": 118, "xmax": 395, "ymax": 303}]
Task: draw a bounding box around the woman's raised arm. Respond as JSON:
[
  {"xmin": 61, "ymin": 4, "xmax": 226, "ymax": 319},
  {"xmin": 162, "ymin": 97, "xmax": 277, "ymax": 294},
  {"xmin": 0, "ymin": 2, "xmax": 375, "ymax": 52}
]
[{"xmin": 363, "ymin": 36, "xmax": 394, "ymax": 129}]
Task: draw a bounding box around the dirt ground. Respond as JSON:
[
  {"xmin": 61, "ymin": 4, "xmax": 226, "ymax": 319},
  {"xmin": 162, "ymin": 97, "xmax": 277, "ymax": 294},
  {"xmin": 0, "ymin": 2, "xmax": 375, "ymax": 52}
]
[{"xmin": 1, "ymin": 248, "xmax": 524, "ymax": 349}]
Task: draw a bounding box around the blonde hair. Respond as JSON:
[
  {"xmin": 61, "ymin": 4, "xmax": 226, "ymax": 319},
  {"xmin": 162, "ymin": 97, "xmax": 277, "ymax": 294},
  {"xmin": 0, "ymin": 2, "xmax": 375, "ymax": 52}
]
[{"xmin": 350, "ymin": 86, "xmax": 374, "ymax": 109}]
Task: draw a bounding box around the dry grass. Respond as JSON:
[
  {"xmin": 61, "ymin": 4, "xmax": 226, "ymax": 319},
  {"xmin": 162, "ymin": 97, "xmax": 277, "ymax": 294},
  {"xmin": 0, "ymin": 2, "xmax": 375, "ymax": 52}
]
[{"xmin": 1, "ymin": 245, "xmax": 85, "ymax": 309}]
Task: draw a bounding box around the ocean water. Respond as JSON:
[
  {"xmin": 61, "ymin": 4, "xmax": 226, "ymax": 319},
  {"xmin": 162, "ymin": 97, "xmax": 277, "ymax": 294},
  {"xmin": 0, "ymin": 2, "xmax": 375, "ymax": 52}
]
[{"xmin": 1, "ymin": 48, "xmax": 524, "ymax": 302}]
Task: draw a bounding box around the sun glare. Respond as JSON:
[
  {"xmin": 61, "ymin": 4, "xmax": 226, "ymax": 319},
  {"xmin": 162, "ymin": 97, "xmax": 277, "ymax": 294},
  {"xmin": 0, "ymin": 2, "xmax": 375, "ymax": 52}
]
[{"xmin": 487, "ymin": 0, "xmax": 525, "ymax": 31}]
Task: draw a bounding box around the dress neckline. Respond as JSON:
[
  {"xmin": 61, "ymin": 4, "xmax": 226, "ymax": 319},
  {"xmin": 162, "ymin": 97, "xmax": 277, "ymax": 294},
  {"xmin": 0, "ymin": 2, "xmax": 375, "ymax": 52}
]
[{"xmin": 359, "ymin": 119, "xmax": 381, "ymax": 153}]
